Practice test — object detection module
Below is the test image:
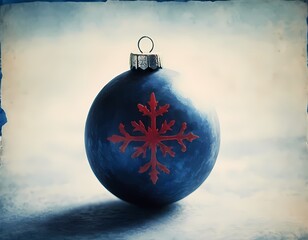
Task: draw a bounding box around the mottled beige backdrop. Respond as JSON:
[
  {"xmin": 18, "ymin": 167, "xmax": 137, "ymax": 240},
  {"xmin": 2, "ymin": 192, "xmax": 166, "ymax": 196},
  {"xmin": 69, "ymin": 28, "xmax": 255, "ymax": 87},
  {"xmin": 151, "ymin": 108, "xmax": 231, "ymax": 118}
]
[{"xmin": 1, "ymin": 1, "xmax": 307, "ymax": 239}]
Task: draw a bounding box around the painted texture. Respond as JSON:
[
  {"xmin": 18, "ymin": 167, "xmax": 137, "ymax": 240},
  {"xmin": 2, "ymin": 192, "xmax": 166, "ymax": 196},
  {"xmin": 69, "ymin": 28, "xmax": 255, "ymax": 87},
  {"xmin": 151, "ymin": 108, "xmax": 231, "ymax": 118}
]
[{"xmin": 0, "ymin": 1, "xmax": 307, "ymax": 239}]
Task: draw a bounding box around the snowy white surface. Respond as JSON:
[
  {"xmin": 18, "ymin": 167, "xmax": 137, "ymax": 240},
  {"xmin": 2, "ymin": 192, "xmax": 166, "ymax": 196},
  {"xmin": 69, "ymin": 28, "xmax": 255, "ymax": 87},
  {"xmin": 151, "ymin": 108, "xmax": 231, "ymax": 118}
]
[{"xmin": 1, "ymin": 1, "xmax": 308, "ymax": 239}]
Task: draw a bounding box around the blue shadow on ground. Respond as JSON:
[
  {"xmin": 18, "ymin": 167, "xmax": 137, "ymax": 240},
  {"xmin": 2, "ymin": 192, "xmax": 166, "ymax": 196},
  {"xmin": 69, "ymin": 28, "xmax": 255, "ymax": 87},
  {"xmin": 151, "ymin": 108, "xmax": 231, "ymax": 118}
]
[{"xmin": 0, "ymin": 200, "xmax": 181, "ymax": 239}]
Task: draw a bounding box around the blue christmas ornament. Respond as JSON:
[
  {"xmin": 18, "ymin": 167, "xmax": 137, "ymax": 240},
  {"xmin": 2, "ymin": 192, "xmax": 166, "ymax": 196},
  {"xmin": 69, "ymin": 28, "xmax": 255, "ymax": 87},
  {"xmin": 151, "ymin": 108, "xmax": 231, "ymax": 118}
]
[{"xmin": 85, "ymin": 36, "xmax": 220, "ymax": 206}]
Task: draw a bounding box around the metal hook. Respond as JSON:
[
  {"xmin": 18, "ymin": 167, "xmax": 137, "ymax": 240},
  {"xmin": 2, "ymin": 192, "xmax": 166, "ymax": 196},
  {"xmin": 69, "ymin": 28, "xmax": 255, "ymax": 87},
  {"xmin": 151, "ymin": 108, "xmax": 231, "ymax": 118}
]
[{"xmin": 137, "ymin": 36, "xmax": 154, "ymax": 53}]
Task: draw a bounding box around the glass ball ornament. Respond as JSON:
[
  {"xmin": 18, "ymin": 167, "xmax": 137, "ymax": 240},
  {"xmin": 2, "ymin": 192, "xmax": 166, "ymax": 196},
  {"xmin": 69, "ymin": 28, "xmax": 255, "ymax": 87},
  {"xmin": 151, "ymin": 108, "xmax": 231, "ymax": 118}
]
[{"xmin": 85, "ymin": 36, "xmax": 220, "ymax": 207}]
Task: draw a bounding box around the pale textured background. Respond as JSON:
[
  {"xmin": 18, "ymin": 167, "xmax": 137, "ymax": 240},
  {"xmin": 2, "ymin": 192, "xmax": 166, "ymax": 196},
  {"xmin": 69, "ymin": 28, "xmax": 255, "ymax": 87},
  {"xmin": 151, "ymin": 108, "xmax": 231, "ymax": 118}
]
[{"xmin": 0, "ymin": 1, "xmax": 308, "ymax": 239}]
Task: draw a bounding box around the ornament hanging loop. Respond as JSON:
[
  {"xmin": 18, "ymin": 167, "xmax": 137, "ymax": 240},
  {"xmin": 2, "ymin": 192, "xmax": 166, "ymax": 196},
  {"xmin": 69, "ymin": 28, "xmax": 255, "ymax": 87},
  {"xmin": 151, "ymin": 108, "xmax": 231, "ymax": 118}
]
[
  {"xmin": 131, "ymin": 36, "xmax": 161, "ymax": 70},
  {"xmin": 138, "ymin": 36, "xmax": 154, "ymax": 53}
]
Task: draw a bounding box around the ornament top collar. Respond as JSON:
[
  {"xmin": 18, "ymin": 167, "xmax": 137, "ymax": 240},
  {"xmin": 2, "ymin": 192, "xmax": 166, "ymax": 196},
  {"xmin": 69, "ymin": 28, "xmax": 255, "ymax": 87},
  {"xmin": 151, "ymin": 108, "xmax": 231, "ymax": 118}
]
[{"xmin": 130, "ymin": 36, "xmax": 162, "ymax": 71}]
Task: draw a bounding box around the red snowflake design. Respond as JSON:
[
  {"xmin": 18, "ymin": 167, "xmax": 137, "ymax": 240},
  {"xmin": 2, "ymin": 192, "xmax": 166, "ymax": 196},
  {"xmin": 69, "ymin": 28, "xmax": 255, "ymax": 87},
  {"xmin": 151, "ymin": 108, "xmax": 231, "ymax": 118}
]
[{"xmin": 107, "ymin": 92, "xmax": 199, "ymax": 184}]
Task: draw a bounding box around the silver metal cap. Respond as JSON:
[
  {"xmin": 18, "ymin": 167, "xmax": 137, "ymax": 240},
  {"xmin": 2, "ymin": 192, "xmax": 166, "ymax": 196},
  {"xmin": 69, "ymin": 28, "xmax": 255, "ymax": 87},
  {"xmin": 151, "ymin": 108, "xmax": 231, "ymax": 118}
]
[
  {"xmin": 130, "ymin": 53, "xmax": 161, "ymax": 70},
  {"xmin": 130, "ymin": 36, "xmax": 162, "ymax": 70}
]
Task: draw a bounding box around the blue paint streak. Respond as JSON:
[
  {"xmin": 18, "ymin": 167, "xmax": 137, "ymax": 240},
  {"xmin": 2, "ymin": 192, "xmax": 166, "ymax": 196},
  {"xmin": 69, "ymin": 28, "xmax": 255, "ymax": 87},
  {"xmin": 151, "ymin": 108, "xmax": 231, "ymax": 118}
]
[
  {"xmin": 0, "ymin": 44, "xmax": 7, "ymax": 135},
  {"xmin": 0, "ymin": 0, "xmax": 227, "ymax": 5}
]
